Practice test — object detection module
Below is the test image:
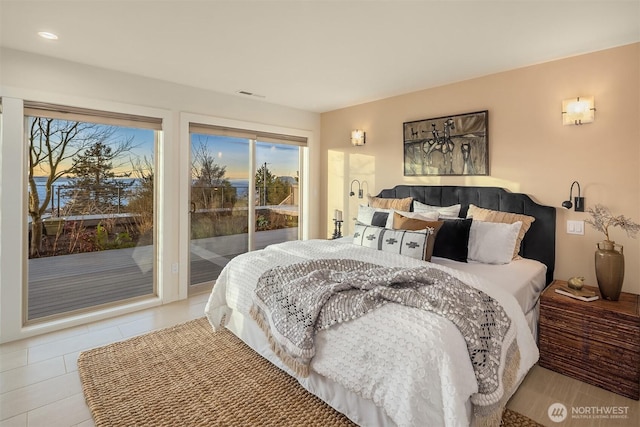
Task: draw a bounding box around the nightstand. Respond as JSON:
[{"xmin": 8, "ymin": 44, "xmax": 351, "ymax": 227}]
[{"xmin": 538, "ymin": 280, "xmax": 640, "ymax": 400}]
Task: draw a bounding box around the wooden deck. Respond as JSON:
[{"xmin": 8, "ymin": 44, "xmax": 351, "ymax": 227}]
[{"xmin": 27, "ymin": 228, "xmax": 298, "ymax": 321}]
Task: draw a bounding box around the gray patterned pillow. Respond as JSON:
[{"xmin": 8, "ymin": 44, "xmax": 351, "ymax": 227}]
[{"xmin": 353, "ymin": 224, "xmax": 433, "ymax": 261}]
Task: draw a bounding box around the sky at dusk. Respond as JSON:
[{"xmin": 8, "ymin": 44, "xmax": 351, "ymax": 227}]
[
  {"xmin": 191, "ymin": 134, "xmax": 299, "ymax": 180},
  {"xmin": 31, "ymin": 119, "xmax": 299, "ymax": 181}
]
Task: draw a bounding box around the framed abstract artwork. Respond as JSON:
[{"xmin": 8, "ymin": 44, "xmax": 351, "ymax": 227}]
[{"xmin": 403, "ymin": 110, "xmax": 489, "ymax": 176}]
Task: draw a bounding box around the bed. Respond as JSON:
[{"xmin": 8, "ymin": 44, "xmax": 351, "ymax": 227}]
[{"xmin": 205, "ymin": 185, "xmax": 556, "ymax": 427}]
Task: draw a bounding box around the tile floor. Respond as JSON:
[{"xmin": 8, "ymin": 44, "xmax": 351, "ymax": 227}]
[
  {"xmin": 1, "ymin": 292, "xmax": 638, "ymax": 426},
  {"xmin": 1, "ymin": 292, "xmax": 209, "ymax": 427}
]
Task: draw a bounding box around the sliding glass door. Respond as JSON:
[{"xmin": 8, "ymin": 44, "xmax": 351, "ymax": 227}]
[
  {"xmin": 189, "ymin": 134, "xmax": 250, "ymax": 287},
  {"xmin": 188, "ymin": 126, "xmax": 304, "ymax": 288},
  {"xmin": 254, "ymin": 140, "xmax": 300, "ymax": 249}
]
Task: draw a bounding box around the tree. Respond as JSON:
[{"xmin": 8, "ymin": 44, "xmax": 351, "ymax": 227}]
[
  {"xmin": 191, "ymin": 141, "xmax": 236, "ymax": 209},
  {"xmin": 271, "ymin": 177, "xmax": 293, "ymax": 205},
  {"xmin": 255, "ymin": 164, "xmax": 292, "ymax": 206},
  {"xmin": 127, "ymin": 156, "xmax": 155, "ymax": 244},
  {"xmin": 63, "ymin": 142, "xmax": 134, "ymax": 215},
  {"xmin": 27, "ymin": 117, "xmax": 131, "ymax": 257},
  {"xmin": 255, "ymin": 163, "xmax": 276, "ymax": 206}
]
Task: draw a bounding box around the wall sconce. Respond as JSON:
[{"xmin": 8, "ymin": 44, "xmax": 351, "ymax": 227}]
[
  {"xmin": 351, "ymin": 129, "xmax": 366, "ymax": 146},
  {"xmin": 562, "ymin": 96, "xmax": 595, "ymax": 125},
  {"xmin": 349, "ymin": 179, "xmax": 368, "ymax": 199},
  {"xmin": 562, "ymin": 181, "xmax": 585, "ymax": 212}
]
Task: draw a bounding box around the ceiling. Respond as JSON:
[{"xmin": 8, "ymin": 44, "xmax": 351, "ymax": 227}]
[{"xmin": 1, "ymin": 1, "xmax": 638, "ymax": 113}]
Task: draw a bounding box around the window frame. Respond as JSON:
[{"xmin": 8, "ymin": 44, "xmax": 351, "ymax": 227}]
[
  {"xmin": 23, "ymin": 110, "xmax": 161, "ymax": 323},
  {"xmin": 0, "ymin": 97, "xmax": 173, "ymax": 343}
]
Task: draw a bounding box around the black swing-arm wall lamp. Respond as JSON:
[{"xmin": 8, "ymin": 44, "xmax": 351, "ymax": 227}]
[
  {"xmin": 562, "ymin": 181, "xmax": 585, "ymax": 212},
  {"xmin": 349, "ymin": 180, "xmax": 369, "ymax": 199}
]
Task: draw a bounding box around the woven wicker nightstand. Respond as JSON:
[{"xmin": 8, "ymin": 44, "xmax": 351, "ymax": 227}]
[{"xmin": 539, "ymin": 280, "xmax": 640, "ymax": 400}]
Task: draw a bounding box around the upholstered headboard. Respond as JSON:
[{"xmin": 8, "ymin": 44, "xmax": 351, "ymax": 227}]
[{"xmin": 376, "ymin": 185, "xmax": 556, "ymax": 284}]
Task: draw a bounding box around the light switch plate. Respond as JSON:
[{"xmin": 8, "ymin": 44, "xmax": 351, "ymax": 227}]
[{"xmin": 567, "ymin": 220, "xmax": 584, "ymax": 235}]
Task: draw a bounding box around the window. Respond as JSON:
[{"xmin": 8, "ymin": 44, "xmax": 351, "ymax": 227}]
[{"xmin": 24, "ymin": 102, "xmax": 161, "ymax": 322}]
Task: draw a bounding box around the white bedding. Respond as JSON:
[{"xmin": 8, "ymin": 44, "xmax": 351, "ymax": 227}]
[
  {"xmin": 205, "ymin": 239, "xmax": 540, "ymax": 427},
  {"xmin": 429, "ymin": 255, "xmax": 547, "ymax": 339},
  {"xmin": 429, "ymin": 257, "xmax": 546, "ymax": 315},
  {"xmin": 333, "ymin": 236, "xmax": 547, "ymax": 336}
]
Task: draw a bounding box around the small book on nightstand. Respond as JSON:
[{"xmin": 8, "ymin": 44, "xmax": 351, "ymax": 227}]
[{"xmin": 554, "ymin": 286, "xmax": 600, "ymax": 302}]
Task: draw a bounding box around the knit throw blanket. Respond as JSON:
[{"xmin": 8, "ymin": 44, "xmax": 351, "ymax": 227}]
[{"xmin": 250, "ymin": 259, "xmax": 520, "ymax": 425}]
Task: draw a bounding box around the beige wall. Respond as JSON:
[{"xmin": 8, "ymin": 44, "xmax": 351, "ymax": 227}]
[{"xmin": 321, "ymin": 43, "xmax": 640, "ymax": 294}]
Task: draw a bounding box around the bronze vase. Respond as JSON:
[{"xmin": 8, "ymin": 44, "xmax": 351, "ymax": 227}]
[{"xmin": 595, "ymin": 240, "xmax": 624, "ymax": 301}]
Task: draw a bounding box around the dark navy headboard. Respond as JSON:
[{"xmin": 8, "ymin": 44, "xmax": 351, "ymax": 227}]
[{"xmin": 376, "ymin": 185, "xmax": 556, "ymax": 284}]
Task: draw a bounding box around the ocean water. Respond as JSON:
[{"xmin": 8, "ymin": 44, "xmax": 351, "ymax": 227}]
[
  {"xmin": 33, "ymin": 176, "xmax": 138, "ymax": 210},
  {"xmin": 227, "ymin": 179, "xmax": 249, "ymax": 197},
  {"xmin": 33, "ymin": 176, "xmax": 251, "ymax": 211}
]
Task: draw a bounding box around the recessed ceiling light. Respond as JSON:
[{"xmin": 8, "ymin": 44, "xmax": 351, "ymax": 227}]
[{"xmin": 38, "ymin": 31, "xmax": 59, "ymax": 40}]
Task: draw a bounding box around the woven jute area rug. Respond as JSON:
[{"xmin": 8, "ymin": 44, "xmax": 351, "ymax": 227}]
[{"xmin": 78, "ymin": 317, "xmax": 542, "ymax": 426}]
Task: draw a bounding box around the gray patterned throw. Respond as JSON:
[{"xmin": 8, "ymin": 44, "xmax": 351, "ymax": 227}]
[{"xmin": 250, "ymin": 258, "xmax": 519, "ymax": 424}]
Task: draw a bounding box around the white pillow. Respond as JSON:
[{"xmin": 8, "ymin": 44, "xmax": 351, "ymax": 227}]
[
  {"xmin": 468, "ymin": 220, "xmax": 522, "ymax": 264},
  {"xmin": 413, "ymin": 201, "xmax": 462, "ymax": 219}
]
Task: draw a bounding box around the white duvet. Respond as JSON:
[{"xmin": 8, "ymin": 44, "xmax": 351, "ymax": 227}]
[{"xmin": 205, "ymin": 239, "xmax": 539, "ymax": 427}]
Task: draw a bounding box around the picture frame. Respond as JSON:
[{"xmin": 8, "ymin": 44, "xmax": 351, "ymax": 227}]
[{"xmin": 403, "ymin": 110, "xmax": 489, "ymax": 176}]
